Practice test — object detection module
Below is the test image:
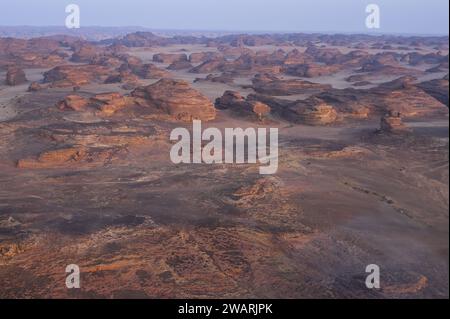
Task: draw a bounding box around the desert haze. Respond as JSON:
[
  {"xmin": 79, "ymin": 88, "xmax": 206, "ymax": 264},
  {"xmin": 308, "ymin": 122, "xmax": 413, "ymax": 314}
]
[{"xmin": 0, "ymin": 28, "xmax": 448, "ymax": 298}]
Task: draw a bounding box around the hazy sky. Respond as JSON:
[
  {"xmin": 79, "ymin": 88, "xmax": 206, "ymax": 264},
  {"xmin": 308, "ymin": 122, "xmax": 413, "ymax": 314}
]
[{"xmin": 1, "ymin": 0, "xmax": 448, "ymax": 35}]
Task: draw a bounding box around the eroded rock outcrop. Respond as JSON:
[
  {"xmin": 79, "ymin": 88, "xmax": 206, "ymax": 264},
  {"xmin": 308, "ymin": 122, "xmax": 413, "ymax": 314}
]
[
  {"xmin": 289, "ymin": 98, "xmax": 338, "ymax": 125},
  {"xmin": 131, "ymin": 79, "xmax": 216, "ymax": 121},
  {"xmin": 153, "ymin": 53, "xmax": 187, "ymax": 64},
  {"xmin": 57, "ymin": 95, "xmax": 90, "ymax": 111},
  {"xmin": 379, "ymin": 110, "xmax": 409, "ymax": 133},
  {"xmin": 6, "ymin": 67, "xmax": 27, "ymax": 85},
  {"xmin": 215, "ymin": 90, "xmax": 271, "ymax": 121},
  {"xmin": 252, "ymin": 73, "xmax": 331, "ymax": 95},
  {"xmin": 43, "ymin": 64, "xmax": 110, "ymax": 87}
]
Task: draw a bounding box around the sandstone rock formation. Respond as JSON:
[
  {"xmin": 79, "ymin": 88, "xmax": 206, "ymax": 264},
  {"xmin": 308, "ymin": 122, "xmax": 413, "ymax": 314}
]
[
  {"xmin": 6, "ymin": 67, "xmax": 27, "ymax": 85},
  {"xmin": 131, "ymin": 63, "xmax": 171, "ymax": 79},
  {"xmin": 189, "ymin": 58, "xmax": 227, "ymax": 73},
  {"xmin": 131, "ymin": 79, "xmax": 216, "ymax": 121},
  {"xmin": 417, "ymin": 77, "xmax": 449, "ymax": 106},
  {"xmin": 56, "ymin": 95, "xmax": 90, "ymax": 111},
  {"xmin": 43, "ymin": 64, "xmax": 110, "ymax": 87},
  {"xmin": 90, "ymin": 92, "xmax": 129, "ymax": 116},
  {"xmin": 215, "ymin": 90, "xmax": 271, "ymax": 121},
  {"xmin": 153, "ymin": 53, "xmax": 187, "ymax": 64},
  {"xmin": 379, "ymin": 110, "xmax": 409, "ymax": 132},
  {"xmin": 194, "ymin": 73, "xmax": 234, "ymax": 84},
  {"xmin": 289, "ymin": 98, "xmax": 338, "ymax": 125},
  {"xmin": 252, "ymin": 73, "xmax": 331, "ymax": 95}
]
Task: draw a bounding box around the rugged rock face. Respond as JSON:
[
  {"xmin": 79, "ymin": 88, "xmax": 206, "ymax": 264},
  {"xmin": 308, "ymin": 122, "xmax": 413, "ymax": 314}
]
[
  {"xmin": 153, "ymin": 53, "xmax": 187, "ymax": 64},
  {"xmin": 289, "ymin": 98, "xmax": 338, "ymax": 125},
  {"xmin": 131, "ymin": 79, "xmax": 216, "ymax": 121},
  {"xmin": 71, "ymin": 44, "xmax": 102, "ymax": 63},
  {"xmin": 417, "ymin": 77, "xmax": 449, "ymax": 106},
  {"xmin": 17, "ymin": 146, "xmax": 126, "ymax": 169},
  {"xmin": 56, "ymin": 95, "xmax": 90, "ymax": 111},
  {"xmin": 43, "ymin": 64, "xmax": 110, "ymax": 87},
  {"xmin": 252, "ymin": 73, "xmax": 331, "ymax": 95},
  {"xmin": 194, "ymin": 73, "xmax": 234, "ymax": 84},
  {"xmin": 104, "ymin": 71, "xmax": 140, "ymax": 85},
  {"xmin": 380, "ymin": 86, "xmax": 447, "ymax": 117},
  {"xmin": 90, "ymin": 92, "xmax": 129, "ymax": 116},
  {"xmin": 215, "ymin": 90, "xmax": 271, "ymax": 120},
  {"xmin": 6, "ymin": 67, "xmax": 27, "ymax": 85},
  {"xmin": 379, "ymin": 110, "xmax": 408, "ymax": 132},
  {"xmin": 0, "ymin": 37, "xmax": 65, "ymax": 69},
  {"xmin": 56, "ymin": 92, "xmax": 131, "ymax": 115},
  {"xmin": 189, "ymin": 58, "xmax": 227, "ymax": 73}
]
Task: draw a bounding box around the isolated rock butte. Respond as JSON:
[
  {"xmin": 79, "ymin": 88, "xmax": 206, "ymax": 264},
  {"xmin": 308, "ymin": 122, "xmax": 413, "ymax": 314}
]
[
  {"xmin": 417, "ymin": 77, "xmax": 449, "ymax": 106},
  {"xmin": 28, "ymin": 82, "xmax": 42, "ymax": 92},
  {"xmin": 131, "ymin": 79, "xmax": 216, "ymax": 121},
  {"xmin": 6, "ymin": 67, "xmax": 27, "ymax": 85},
  {"xmin": 90, "ymin": 92, "xmax": 129, "ymax": 116},
  {"xmin": 379, "ymin": 110, "xmax": 409, "ymax": 132}
]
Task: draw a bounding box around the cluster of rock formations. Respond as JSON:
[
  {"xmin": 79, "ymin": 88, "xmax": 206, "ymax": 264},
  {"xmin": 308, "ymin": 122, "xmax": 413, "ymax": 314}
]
[{"xmin": 55, "ymin": 79, "xmax": 217, "ymax": 122}]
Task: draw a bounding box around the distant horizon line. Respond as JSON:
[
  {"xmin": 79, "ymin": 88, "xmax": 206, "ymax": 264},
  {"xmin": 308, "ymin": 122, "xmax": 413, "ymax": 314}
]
[{"xmin": 0, "ymin": 25, "xmax": 448, "ymax": 38}]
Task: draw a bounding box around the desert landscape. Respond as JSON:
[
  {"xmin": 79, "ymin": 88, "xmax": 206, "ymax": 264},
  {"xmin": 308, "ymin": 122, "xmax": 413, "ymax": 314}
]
[{"xmin": 0, "ymin": 29, "xmax": 448, "ymax": 299}]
